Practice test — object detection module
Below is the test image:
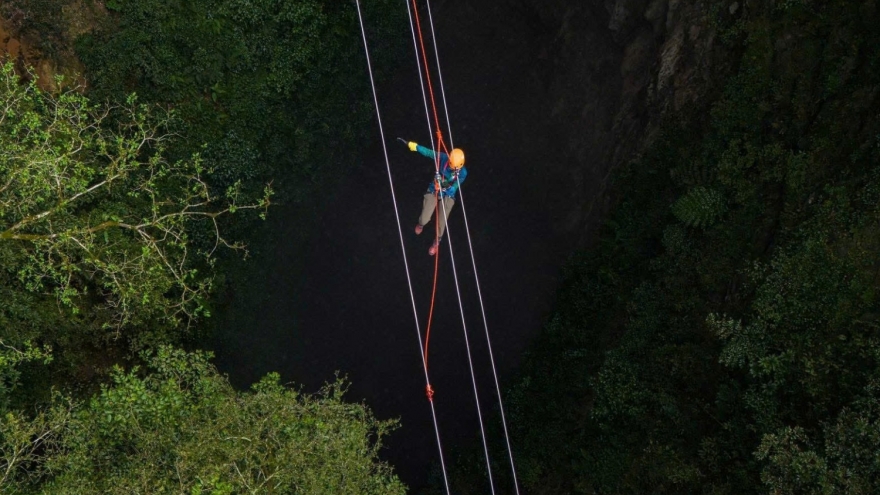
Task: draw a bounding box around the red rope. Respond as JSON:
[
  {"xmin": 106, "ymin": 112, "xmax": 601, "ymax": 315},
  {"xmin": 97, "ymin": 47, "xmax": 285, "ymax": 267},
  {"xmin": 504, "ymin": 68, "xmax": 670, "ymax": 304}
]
[
  {"xmin": 423, "ymin": 188, "xmax": 441, "ymax": 371},
  {"xmin": 411, "ymin": 0, "xmax": 447, "ymax": 161},
  {"xmin": 411, "ymin": 0, "xmax": 450, "ymax": 401}
]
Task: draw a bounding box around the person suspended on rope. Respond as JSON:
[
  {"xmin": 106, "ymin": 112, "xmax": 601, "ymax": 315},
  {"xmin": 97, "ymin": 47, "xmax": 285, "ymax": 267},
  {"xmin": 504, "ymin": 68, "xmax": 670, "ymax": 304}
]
[{"xmin": 401, "ymin": 139, "xmax": 467, "ymax": 256}]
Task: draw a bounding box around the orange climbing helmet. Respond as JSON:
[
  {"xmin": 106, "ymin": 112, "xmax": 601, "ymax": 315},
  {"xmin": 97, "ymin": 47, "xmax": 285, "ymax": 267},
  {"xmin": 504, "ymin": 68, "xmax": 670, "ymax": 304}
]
[{"xmin": 449, "ymin": 148, "xmax": 465, "ymax": 170}]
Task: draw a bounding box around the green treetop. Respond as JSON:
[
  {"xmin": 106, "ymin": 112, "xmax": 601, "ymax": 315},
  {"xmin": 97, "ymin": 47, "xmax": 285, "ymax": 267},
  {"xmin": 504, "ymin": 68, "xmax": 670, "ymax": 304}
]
[
  {"xmin": 0, "ymin": 63, "xmax": 271, "ymax": 345},
  {"xmin": 0, "ymin": 347, "xmax": 406, "ymax": 494}
]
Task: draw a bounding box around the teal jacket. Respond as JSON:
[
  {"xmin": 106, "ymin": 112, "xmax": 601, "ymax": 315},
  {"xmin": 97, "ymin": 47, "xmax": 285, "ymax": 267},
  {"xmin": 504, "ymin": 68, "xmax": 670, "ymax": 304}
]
[{"xmin": 415, "ymin": 145, "xmax": 468, "ymax": 198}]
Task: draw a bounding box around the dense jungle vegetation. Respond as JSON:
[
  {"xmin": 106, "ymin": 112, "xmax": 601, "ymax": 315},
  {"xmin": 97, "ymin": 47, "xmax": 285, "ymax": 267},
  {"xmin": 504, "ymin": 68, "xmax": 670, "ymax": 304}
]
[
  {"xmin": 501, "ymin": 2, "xmax": 880, "ymax": 494},
  {"xmin": 1, "ymin": 0, "xmax": 405, "ymax": 492},
  {"xmin": 3, "ymin": 0, "xmax": 880, "ymax": 493}
]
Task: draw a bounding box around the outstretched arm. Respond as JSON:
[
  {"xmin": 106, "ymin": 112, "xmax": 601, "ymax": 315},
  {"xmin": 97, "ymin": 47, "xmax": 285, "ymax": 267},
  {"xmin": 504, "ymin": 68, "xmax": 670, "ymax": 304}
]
[
  {"xmin": 406, "ymin": 141, "xmax": 443, "ymax": 162},
  {"xmin": 414, "ymin": 143, "xmax": 436, "ymax": 160},
  {"xmin": 416, "ymin": 145, "xmax": 436, "ymax": 160}
]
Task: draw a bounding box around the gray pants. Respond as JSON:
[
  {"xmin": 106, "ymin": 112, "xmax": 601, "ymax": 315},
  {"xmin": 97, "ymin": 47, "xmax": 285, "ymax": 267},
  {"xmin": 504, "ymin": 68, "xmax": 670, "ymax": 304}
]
[{"xmin": 419, "ymin": 193, "xmax": 455, "ymax": 238}]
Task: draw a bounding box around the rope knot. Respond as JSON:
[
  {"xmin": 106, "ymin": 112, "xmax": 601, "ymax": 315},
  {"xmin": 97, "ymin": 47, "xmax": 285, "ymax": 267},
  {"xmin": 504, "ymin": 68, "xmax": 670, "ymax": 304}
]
[{"xmin": 426, "ymin": 384, "xmax": 435, "ymax": 401}]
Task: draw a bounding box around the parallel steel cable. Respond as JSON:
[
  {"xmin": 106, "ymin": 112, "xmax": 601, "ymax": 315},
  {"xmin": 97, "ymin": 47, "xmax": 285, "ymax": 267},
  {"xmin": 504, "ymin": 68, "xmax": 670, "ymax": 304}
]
[
  {"xmin": 424, "ymin": 0, "xmax": 522, "ymax": 491},
  {"xmin": 354, "ymin": 2, "xmax": 451, "ymax": 493},
  {"xmin": 455, "ymin": 179, "xmax": 522, "ymax": 494},
  {"xmin": 438, "ymin": 198, "xmax": 497, "ymax": 494},
  {"xmin": 412, "ymin": 0, "xmax": 497, "ymax": 490}
]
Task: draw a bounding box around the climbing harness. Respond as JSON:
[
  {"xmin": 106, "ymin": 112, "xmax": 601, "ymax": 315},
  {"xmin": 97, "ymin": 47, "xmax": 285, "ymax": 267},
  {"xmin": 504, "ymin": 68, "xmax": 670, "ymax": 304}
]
[{"xmin": 356, "ymin": 1, "xmax": 521, "ymax": 493}]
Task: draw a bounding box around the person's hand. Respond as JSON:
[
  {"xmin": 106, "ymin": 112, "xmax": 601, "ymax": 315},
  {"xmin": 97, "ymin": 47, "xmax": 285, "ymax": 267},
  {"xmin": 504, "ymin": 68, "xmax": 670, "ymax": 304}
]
[{"xmin": 408, "ymin": 141, "xmax": 418, "ymax": 152}]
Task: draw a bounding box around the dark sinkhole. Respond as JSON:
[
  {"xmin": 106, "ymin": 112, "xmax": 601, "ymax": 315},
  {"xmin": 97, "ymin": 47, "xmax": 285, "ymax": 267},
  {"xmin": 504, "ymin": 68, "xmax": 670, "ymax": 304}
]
[{"xmin": 210, "ymin": 0, "xmax": 620, "ymax": 489}]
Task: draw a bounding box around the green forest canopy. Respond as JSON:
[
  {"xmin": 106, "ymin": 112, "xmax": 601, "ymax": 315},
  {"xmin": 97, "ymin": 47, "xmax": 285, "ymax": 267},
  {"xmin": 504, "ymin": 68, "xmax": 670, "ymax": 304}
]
[
  {"xmin": 5, "ymin": 0, "xmax": 880, "ymax": 493},
  {"xmin": 0, "ymin": 63, "xmax": 270, "ymax": 346},
  {"xmin": 504, "ymin": 2, "xmax": 880, "ymax": 494},
  {"xmin": 1, "ymin": 0, "xmax": 406, "ymax": 492},
  {"xmin": 1, "ymin": 346, "xmax": 405, "ymax": 494}
]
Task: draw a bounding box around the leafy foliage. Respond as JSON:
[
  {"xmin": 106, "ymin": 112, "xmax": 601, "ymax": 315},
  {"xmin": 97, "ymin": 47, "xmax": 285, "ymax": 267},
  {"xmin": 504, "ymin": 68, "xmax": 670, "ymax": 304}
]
[
  {"xmin": 671, "ymin": 186, "xmax": 726, "ymax": 228},
  {"xmin": 0, "ymin": 341, "xmax": 52, "ymax": 411},
  {"xmin": 0, "ymin": 64, "xmax": 270, "ymax": 346},
  {"xmin": 1, "ymin": 0, "xmax": 410, "ymax": 490},
  {"xmin": 503, "ymin": 1, "xmax": 880, "ymax": 494},
  {"xmin": 0, "ymin": 347, "xmax": 405, "ymax": 494},
  {"xmin": 0, "ymin": 0, "xmax": 411, "ymax": 489},
  {"xmin": 74, "ymin": 0, "xmax": 402, "ymax": 201}
]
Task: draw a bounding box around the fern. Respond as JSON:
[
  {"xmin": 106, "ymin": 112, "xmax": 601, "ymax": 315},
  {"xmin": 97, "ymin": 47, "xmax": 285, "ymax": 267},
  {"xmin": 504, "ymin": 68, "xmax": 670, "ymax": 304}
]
[
  {"xmin": 672, "ymin": 186, "xmax": 726, "ymax": 228},
  {"xmin": 669, "ymin": 160, "xmax": 713, "ymax": 187}
]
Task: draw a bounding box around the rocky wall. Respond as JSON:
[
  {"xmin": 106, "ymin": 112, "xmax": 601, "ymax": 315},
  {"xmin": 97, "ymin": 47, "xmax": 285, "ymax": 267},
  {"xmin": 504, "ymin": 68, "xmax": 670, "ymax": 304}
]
[
  {"xmin": 514, "ymin": 0, "xmax": 733, "ymax": 242},
  {"xmin": 0, "ymin": 0, "xmax": 103, "ymax": 90}
]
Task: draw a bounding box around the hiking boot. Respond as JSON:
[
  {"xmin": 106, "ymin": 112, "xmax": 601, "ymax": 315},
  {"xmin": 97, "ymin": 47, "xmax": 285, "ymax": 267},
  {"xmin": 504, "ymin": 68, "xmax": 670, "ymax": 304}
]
[
  {"xmin": 415, "ymin": 224, "xmax": 424, "ymax": 235},
  {"xmin": 428, "ymin": 239, "xmax": 440, "ymax": 256}
]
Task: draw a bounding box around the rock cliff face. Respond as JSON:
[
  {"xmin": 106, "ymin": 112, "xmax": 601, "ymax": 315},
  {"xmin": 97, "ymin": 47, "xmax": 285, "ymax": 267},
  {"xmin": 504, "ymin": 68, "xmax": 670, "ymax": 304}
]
[
  {"xmin": 0, "ymin": 1, "xmax": 101, "ymax": 89},
  {"xmin": 514, "ymin": 0, "xmax": 730, "ymax": 241},
  {"xmin": 0, "ymin": 16, "xmax": 57, "ymax": 88}
]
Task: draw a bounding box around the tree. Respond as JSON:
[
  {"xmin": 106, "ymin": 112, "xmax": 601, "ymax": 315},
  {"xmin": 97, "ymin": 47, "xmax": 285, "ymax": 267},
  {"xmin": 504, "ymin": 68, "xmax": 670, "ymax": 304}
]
[
  {"xmin": 502, "ymin": 2, "xmax": 880, "ymax": 494},
  {"xmin": 0, "ymin": 63, "xmax": 271, "ymax": 342},
  {"xmin": 75, "ymin": 0, "xmax": 403, "ymax": 199},
  {"xmin": 0, "ymin": 340, "xmax": 52, "ymax": 411},
  {"xmin": 0, "ymin": 341, "xmax": 64, "ymax": 494},
  {"xmin": 0, "ymin": 346, "xmax": 405, "ymax": 494}
]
